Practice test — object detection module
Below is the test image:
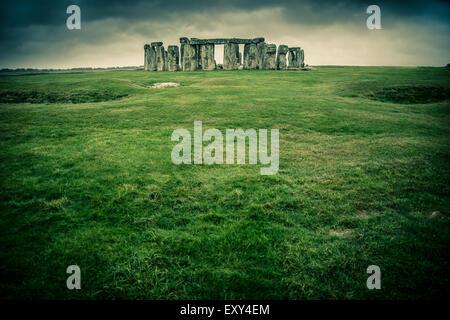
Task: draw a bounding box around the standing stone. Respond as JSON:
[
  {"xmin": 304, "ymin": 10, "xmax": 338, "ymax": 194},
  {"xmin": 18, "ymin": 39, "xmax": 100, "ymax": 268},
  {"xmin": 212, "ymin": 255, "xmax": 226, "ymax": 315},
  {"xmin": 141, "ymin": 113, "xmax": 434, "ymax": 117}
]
[
  {"xmin": 179, "ymin": 37, "xmax": 189, "ymax": 67},
  {"xmin": 199, "ymin": 44, "xmax": 216, "ymax": 70},
  {"xmin": 300, "ymin": 49, "xmax": 305, "ymax": 67},
  {"xmin": 257, "ymin": 42, "xmax": 266, "ymax": 70},
  {"xmin": 288, "ymin": 47, "xmax": 301, "ymax": 69},
  {"xmin": 164, "ymin": 50, "xmax": 168, "ymax": 71},
  {"xmin": 288, "ymin": 50, "xmax": 295, "ymax": 68},
  {"xmin": 195, "ymin": 45, "xmax": 202, "ymax": 69},
  {"xmin": 243, "ymin": 43, "xmax": 258, "ymax": 69},
  {"xmin": 182, "ymin": 44, "xmax": 198, "ymax": 71},
  {"xmin": 144, "ymin": 44, "xmax": 157, "ymax": 71},
  {"xmin": 167, "ymin": 45, "xmax": 180, "ymax": 71},
  {"xmin": 144, "ymin": 44, "xmax": 149, "ymax": 70},
  {"xmin": 154, "ymin": 44, "xmax": 166, "ymax": 71},
  {"xmin": 223, "ymin": 43, "xmax": 239, "ymax": 70},
  {"xmin": 262, "ymin": 44, "xmax": 277, "ymax": 70},
  {"xmin": 180, "ymin": 43, "xmax": 185, "ymax": 66},
  {"xmin": 276, "ymin": 45, "xmax": 288, "ymax": 70}
]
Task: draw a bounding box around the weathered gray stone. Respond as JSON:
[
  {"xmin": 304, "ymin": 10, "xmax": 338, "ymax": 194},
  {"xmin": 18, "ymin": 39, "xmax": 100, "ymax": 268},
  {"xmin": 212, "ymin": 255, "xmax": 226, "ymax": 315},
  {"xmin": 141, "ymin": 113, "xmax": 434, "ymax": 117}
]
[
  {"xmin": 288, "ymin": 53, "xmax": 296, "ymax": 68},
  {"xmin": 243, "ymin": 43, "xmax": 258, "ymax": 69},
  {"xmin": 179, "ymin": 38, "xmax": 189, "ymax": 66},
  {"xmin": 186, "ymin": 38, "xmax": 265, "ymax": 45},
  {"xmin": 151, "ymin": 41, "xmax": 163, "ymax": 47},
  {"xmin": 276, "ymin": 45, "xmax": 288, "ymax": 70},
  {"xmin": 195, "ymin": 45, "xmax": 201, "ymax": 68},
  {"xmin": 167, "ymin": 45, "xmax": 180, "ymax": 72},
  {"xmin": 182, "ymin": 44, "xmax": 198, "ymax": 71},
  {"xmin": 144, "ymin": 44, "xmax": 149, "ymax": 67},
  {"xmin": 257, "ymin": 42, "xmax": 266, "ymax": 69},
  {"xmin": 154, "ymin": 45, "xmax": 167, "ymax": 71},
  {"xmin": 223, "ymin": 43, "xmax": 239, "ymax": 70},
  {"xmin": 263, "ymin": 44, "xmax": 277, "ymax": 70},
  {"xmin": 144, "ymin": 44, "xmax": 157, "ymax": 71},
  {"xmin": 179, "ymin": 37, "xmax": 189, "ymax": 44},
  {"xmin": 288, "ymin": 47, "xmax": 302, "ymax": 69},
  {"xmin": 199, "ymin": 44, "xmax": 216, "ymax": 70},
  {"xmin": 252, "ymin": 37, "xmax": 265, "ymax": 44},
  {"xmin": 300, "ymin": 49, "xmax": 305, "ymax": 68},
  {"xmin": 164, "ymin": 50, "xmax": 169, "ymax": 71},
  {"xmin": 180, "ymin": 44, "xmax": 185, "ymax": 66}
]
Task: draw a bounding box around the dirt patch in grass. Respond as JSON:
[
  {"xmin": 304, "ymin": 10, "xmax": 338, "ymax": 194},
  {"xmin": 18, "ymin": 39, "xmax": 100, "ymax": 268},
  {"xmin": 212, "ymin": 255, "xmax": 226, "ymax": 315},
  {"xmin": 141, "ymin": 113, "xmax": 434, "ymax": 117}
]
[
  {"xmin": 149, "ymin": 82, "xmax": 181, "ymax": 88},
  {"xmin": 429, "ymin": 211, "xmax": 448, "ymax": 220},
  {"xmin": 355, "ymin": 210, "xmax": 381, "ymax": 219},
  {"xmin": 43, "ymin": 197, "xmax": 69, "ymax": 212},
  {"xmin": 329, "ymin": 229, "xmax": 353, "ymax": 237},
  {"xmin": 0, "ymin": 89, "xmax": 128, "ymax": 104}
]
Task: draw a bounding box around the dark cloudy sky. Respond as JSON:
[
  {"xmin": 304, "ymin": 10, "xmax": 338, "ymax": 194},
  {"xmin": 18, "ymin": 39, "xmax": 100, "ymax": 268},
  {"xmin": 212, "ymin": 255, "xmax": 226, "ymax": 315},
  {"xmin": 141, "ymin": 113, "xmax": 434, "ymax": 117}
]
[{"xmin": 0, "ymin": 0, "xmax": 448, "ymax": 68}]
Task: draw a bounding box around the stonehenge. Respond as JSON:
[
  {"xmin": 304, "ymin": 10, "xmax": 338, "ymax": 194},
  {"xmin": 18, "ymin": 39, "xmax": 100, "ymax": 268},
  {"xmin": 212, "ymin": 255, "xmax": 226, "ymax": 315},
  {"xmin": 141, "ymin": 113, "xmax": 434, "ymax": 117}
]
[{"xmin": 144, "ymin": 37, "xmax": 305, "ymax": 71}]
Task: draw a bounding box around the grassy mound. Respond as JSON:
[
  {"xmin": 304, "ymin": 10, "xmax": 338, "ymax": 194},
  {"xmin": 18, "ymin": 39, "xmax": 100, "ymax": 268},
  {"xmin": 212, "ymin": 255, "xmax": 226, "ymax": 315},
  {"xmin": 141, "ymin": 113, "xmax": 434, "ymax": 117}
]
[
  {"xmin": 0, "ymin": 89, "xmax": 128, "ymax": 104},
  {"xmin": 367, "ymin": 85, "xmax": 450, "ymax": 104},
  {"xmin": 342, "ymin": 80, "xmax": 450, "ymax": 104},
  {"xmin": 0, "ymin": 75, "xmax": 136, "ymax": 104}
]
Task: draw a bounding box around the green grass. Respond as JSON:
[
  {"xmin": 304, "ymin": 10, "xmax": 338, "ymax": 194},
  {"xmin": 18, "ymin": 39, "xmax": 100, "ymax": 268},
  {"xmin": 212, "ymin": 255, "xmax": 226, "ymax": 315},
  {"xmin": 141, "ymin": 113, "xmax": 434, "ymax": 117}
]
[{"xmin": 0, "ymin": 67, "xmax": 449, "ymax": 299}]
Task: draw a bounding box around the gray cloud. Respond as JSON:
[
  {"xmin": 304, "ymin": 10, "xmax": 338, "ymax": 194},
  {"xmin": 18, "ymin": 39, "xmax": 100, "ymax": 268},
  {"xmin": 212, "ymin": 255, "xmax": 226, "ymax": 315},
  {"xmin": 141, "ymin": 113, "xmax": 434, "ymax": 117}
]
[{"xmin": 0, "ymin": 0, "xmax": 448, "ymax": 68}]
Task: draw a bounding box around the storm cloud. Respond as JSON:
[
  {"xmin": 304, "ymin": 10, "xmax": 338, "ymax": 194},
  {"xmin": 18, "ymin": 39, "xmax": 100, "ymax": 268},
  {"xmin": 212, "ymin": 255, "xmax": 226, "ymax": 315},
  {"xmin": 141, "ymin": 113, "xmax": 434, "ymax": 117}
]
[{"xmin": 0, "ymin": 0, "xmax": 448, "ymax": 68}]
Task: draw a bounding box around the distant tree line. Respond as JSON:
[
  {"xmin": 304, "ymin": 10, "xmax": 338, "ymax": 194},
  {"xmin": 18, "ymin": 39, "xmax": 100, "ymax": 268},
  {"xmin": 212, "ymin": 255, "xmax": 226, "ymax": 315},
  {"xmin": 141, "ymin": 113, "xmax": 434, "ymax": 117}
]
[{"xmin": 0, "ymin": 66, "xmax": 144, "ymax": 73}]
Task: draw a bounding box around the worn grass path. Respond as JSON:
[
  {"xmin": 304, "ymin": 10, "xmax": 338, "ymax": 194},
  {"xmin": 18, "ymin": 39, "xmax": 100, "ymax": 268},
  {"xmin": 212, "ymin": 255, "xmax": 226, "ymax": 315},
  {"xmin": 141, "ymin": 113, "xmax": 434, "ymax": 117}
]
[{"xmin": 0, "ymin": 67, "xmax": 449, "ymax": 299}]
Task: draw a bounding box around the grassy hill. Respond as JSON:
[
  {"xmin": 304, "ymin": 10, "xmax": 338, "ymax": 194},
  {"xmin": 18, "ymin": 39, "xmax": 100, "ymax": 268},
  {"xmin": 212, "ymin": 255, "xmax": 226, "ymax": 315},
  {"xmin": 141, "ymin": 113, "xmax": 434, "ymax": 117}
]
[{"xmin": 0, "ymin": 67, "xmax": 449, "ymax": 299}]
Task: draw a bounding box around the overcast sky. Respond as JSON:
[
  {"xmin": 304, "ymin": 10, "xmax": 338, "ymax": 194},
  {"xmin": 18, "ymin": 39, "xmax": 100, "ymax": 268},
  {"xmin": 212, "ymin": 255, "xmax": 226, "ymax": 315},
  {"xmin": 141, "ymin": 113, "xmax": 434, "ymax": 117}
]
[{"xmin": 0, "ymin": 0, "xmax": 448, "ymax": 68}]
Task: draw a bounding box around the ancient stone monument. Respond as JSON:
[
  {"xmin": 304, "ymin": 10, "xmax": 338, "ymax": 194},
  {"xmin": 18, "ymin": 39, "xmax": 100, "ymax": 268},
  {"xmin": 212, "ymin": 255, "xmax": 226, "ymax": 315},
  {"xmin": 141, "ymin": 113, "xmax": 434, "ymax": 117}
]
[{"xmin": 144, "ymin": 37, "xmax": 305, "ymax": 71}]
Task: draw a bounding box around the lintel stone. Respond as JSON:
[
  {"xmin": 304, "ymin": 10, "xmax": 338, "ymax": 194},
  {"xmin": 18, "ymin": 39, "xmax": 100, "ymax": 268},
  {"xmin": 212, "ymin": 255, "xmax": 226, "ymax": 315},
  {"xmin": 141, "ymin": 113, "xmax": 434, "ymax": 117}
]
[{"xmin": 182, "ymin": 37, "xmax": 265, "ymax": 45}]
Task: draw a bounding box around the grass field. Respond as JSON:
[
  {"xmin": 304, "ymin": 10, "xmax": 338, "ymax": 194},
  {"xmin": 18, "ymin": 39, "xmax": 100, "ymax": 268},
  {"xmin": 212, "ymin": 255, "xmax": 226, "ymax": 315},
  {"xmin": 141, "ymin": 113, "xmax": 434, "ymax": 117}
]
[{"xmin": 0, "ymin": 67, "xmax": 449, "ymax": 299}]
